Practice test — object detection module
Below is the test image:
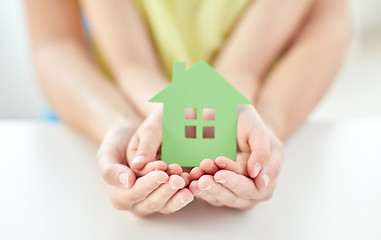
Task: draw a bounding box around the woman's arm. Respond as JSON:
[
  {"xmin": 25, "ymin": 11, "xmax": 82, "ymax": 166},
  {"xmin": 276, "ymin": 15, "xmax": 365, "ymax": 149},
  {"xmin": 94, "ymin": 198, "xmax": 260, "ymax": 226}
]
[
  {"xmin": 26, "ymin": 1, "xmax": 193, "ymax": 216},
  {"xmin": 80, "ymin": 0, "xmax": 168, "ymax": 118},
  {"xmin": 26, "ymin": 0, "xmax": 142, "ymax": 142},
  {"xmin": 256, "ymin": 0, "xmax": 351, "ymax": 140},
  {"xmin": 184, "ymin": 0, "xmax": 350, "ymax": 210},
  {"xmin": 214, "ymin": 0, "xmax": 351, "ymax": 140},
  {"xmin": 214, "ymin": 0, "xmax": 316, "ymax": 101}
]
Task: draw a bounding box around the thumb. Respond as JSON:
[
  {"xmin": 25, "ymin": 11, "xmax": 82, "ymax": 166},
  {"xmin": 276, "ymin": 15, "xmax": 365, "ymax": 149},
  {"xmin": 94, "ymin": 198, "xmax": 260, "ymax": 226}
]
[
  {"xmin": 127, "ymin": 127, "xmax": 162, "ymax": 170},
  {"xmin": 97, "ymin": 127, "xmax": 137, "ymax": 188}
]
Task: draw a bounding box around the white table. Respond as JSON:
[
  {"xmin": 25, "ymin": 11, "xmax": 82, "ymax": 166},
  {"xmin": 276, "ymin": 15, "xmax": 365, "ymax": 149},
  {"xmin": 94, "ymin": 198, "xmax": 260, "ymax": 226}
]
[{"xmin": 0, "ymin": 120, "xmax": 380, "ymax": 240}]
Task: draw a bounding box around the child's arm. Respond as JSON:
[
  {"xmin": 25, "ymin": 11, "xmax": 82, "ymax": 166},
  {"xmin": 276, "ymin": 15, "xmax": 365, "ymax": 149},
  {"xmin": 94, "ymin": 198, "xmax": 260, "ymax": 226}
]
[{"xmin": 80, "ymin": 0, "xmax": 169, "ymax": 118}]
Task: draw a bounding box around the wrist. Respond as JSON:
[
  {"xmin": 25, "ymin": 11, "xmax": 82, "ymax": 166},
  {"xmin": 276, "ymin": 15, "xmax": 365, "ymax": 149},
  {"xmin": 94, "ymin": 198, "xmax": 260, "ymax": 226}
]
[
  {"xmin": 255, "ymin": 106, "xmax": 286, "ymax": 142},
  {"xmin": 116, "ymin": 66, "xmax": 169, "ymax": 118},
  {"xmin": 214, "ymin": 65, "xmax": 260, "ymax": 102},
  {"xmin": 95, "ymin": 114, "xmax": 141, "ymax": 144}
]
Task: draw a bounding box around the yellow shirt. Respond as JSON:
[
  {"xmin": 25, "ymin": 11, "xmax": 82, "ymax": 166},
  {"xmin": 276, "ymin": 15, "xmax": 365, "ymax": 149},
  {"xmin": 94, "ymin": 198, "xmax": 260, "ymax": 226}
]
[
  {"xmin": 135, "ymin": 0, "xmax": 250, "ymax": 76},
  {"xmin": 93, "ymin": 0, "xmax": 250, "ymax": 78}
]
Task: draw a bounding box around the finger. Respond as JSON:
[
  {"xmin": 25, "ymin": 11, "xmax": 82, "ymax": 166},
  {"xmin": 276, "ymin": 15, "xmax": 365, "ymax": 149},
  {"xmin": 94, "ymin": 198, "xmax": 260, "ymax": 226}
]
[
  {"xmin": 254, "ymin": 147, "xmax": 283, "ymax": 192},
  {"xmin": 134, "ymin": 160, "xmax": 168, "ymax": 178},
  {"xmin": 127, "ymin": 126, "xmax": 162, "ymax": 170},
  {"xmin": 189, "ymin": 167, "xmax": 205, "ymax": 180},
  {"xmin": 214, "ymin": 170, "xmax": 263, "ymax": 200},
  {"xmin": 214, "ymin": 156, "xmax": 247, "ymax": 175},
  {"xmin": 197, "ymin": 175, "xmax": 253, "ymax": 209},
  {"xmin": 194, "ymin": 176, "xmax": 224, "ymax": 207},
  {"xmin": 133, "ymin": 174, "xmax": 185, "ymax": 214},
  {"xmin": 247, "ymin": 130, "xmax": 271, "ymax": 178},
  {"xmin": 180, "ymin": 172, "xmax": 191, "ymax": 186},
  {"xmin": 98, "ymin": 137, "xmax": 136, "ymax": 189},
  {"xmin": 127, "ymin": 170, "xmax": 169, "ymax": 204},
  {"xmin": 167, "ymin": 163, "xmax": 183, "ymax": 176},
  {"xmin": 160, "ymin": 188, "xmax": 194, "ymax": 214},
  {"xmin": 199, "ymin": 158, "xmax": 219, "ymax": 175},
  {"xmin": 189, "ymin": 180, "xmax": 201, "ymax": 195}
]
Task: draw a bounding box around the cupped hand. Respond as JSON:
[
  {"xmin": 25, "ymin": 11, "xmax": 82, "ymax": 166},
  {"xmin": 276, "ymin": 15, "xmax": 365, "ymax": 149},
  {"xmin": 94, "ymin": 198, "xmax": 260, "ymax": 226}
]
[
  {"xmin": 126, "ymin": 107, "xmax": 184, "ymax": 177},
  {"xmin": 188, "ymin": 158, "xmax": 279, "ymax": 210},
  {"xmin": 189, "ymin": 105, "xmax": 284, "ymax": 209},
  {"xmin": 97, "ymin": 124, "xmax": 193, "ymax": 216}
]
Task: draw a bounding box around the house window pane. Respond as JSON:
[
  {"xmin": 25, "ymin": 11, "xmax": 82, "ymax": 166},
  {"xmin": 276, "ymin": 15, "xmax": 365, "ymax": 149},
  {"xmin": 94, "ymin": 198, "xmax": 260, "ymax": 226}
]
[
  {"xmin": 203, "ymin": 108, "xmax": 215, "ymax": 120},
  {"xmin": 185, "ymin": 108, "xmax": 197, "ymax": 120},
  {"xmin": 203, "ymin": 126, "xmax": 215, "ymax": 139},
  {"xmin": 185, "ymin": 126, "xmax": 196, "ymax": 138}
]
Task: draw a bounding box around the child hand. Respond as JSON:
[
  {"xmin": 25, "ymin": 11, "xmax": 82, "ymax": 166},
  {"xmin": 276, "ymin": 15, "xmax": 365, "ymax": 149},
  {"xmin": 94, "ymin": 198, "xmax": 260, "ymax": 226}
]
[
  {"xmin": 189, "ymin": 105, "xmax": 283, "ymax": 208},
  {"xmin": 126, "ymin": 107, "xmax": 184, "ymax": 177},
  {"xmin": 98, "ymin": 125, "xmax": 193, "ymax": 216}
]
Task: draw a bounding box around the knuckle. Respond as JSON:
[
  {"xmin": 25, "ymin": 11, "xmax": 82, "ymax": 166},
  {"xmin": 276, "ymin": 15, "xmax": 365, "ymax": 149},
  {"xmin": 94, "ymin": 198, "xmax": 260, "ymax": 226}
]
[
  {"xmin": 276, "ymin": 140, "xmax": 284, "ymax": 150},
  {"xmin": 226, "ymin": 181, "xmax": 239, "ymax": 192},
  {"xmin": 131, "ymin": 210, "xmax": 147, "ymax": 217},
  {"xmin": 141, "ymin": 124, "xmax": 161, "ymax": 137},
  {"xmin": 208, "ymin": 200, "xmax": 223, "ymax": 207},
  {"xmin": 260, "ymin": 187, "xmax": 275, "ymax": 201},
  {"xmin": 211, "ymin": 185, "xmax": 222, "ymax": 196},
  {"xmin": 160, "ymin": 209, "xmax": 173, "ymax": 215},
  {"xmin": 101, "ymin": 165, "xmax": 115, "ymax": 183},
  {"xmin": 242, "ymin": 191, "xmax": 254, "ymax": 200},
  {"xmin": 128, "ymin": 191, "xmax": 143, "ymax": 203},
  {"xmin": 241, "ymin": 201, "xmax": 257, "ymax": 210},
  {"xmin": 97, "ymin": 143, "xmax": 116, "ymax": 160},
  {"xmin": 225, "ymin": 198, "xmax": 237, "ymax": 207},
  {"xmin": 263, "ymin": 192, "xmax": 274, "ymax": 201},
  {"xmin": 145, "ymin": 201, "xmax": 162, "ymax": 212},
  {"xmin": 161, "ymin": 201, "xmax": 182, "ymax": 214},
  {"xmin": 256, "ymin": 149, "xmax": 271, "ymax": 163},
  {"xmin": 272, "ymin": 160, "xmax": 282, "ymax": 177},
  {"xmin": 112, "ymin": 201, "xmax": 125, "ymax": 210}
]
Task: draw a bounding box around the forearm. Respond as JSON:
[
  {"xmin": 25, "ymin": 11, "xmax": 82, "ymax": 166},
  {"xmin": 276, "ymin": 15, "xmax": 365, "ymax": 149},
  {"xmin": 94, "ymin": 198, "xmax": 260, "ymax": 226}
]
[
  {"xmin": 256, "ymin": 0, "xmax": 351, "ymax": 140},
  {"xmin": 116, "ymin": 66, "xmax": 168, "ymax": 118},
  {"xmin": 214, "ymin": 0, "xmax": 314, "ymax": 101},
  {"xmin": 33, "ymin": 40, "xmax": 142, "ymax": 142},
  {"xmin": 81, "ymin": 0, "xmax": 168, "ymax": 118}
]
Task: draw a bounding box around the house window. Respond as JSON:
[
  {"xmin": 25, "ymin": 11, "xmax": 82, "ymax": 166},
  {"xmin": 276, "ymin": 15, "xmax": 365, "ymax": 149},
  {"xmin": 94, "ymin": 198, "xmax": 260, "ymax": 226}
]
[
  {"xmin": 203, "ymin": 126, "xmax": 215, "ymax": 139},
  {"xmin": 203, "ymin": 108, "xmax": 215, "ymax": 120},
  {"xmin": 184, "ymin": 108, "xmax": 216, "ymax": 139},
  {"xmin": 185, "ymin": 108, "xmax": 197, "ymax": 119},
  {"xmin": 185, "ymin": 126, "xmax": 196, "ymax": 138}
]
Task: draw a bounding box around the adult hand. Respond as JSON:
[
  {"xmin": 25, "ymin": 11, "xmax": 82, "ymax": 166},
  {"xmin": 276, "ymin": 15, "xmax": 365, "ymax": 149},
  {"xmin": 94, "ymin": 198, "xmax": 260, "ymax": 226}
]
[
  {"xmin": 189, "ymin": 105, "xmax": 284, "ymax": 209},
  {"xmin": 97, "ymin": 124, "xmax": 193, "ymax": 216}
]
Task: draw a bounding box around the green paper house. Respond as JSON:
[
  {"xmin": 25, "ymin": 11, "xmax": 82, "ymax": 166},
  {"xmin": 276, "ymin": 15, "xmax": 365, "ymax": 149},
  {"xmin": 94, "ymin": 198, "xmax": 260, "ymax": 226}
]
[{"xmin": 150, "ymin": 60, "xmax": 251, "ymax": 167}]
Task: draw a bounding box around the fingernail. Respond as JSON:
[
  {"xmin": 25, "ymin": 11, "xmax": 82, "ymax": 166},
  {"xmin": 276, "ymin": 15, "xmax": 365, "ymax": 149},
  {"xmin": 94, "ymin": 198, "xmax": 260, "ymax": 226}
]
[
  {"xmin": 171, "ymin": 185, "xmax": 181, "ymax": 190},
  {"xmin": 180, "ymin": 198, "xmax": 192, "ymax": 204},
  {"xmin": 215, "ymin": 179, "xmax": 226, "ymax": 184},
  {"xmin": 194, "ymin": 190, "xmax": 202, "ymax": 196},
  {"xmin": 132, "ymin": 155, "xmax": 146, "ymax": 165},
  {"xmin": 119, "ymin": 173, "xmax": 129, "ymax": 187},
  {"xmin": 263, "ymin": 174, "xmax": 269, "ymax": 190},
  {"xmin": 253, "ymin": 163, "xmax": 261, "ymax": 177},
  {"xmin": 200, "ymin": 185, "xmax": 212, "ymax": 191}
]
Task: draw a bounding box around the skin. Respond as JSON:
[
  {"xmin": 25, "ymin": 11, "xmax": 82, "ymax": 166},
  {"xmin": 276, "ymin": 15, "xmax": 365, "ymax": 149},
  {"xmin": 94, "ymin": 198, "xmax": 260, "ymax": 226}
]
[{"xmin": 26, "ymin": 0, "xmax": 351, "ymax": 215}]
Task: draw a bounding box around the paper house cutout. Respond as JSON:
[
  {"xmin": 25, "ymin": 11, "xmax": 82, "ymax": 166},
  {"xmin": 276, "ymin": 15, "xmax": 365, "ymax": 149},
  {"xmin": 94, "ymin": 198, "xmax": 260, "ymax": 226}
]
[{"xmin": 150, "ymin": 60, "xmax": 251, "ymax": 167}]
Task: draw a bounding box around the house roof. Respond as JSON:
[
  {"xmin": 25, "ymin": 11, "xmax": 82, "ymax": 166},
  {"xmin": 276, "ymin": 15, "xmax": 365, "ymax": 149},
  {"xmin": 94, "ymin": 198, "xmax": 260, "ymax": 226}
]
[{"xmin": 149, "ymin": 60, "xmax": 252, "ymax": 107}]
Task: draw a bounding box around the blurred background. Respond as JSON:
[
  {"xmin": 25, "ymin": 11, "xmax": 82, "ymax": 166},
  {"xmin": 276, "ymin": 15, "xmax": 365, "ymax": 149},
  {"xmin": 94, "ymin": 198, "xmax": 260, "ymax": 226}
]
[{"xmin": 0, "ymin": 0, "xmax": 380, "ymax": 120}]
